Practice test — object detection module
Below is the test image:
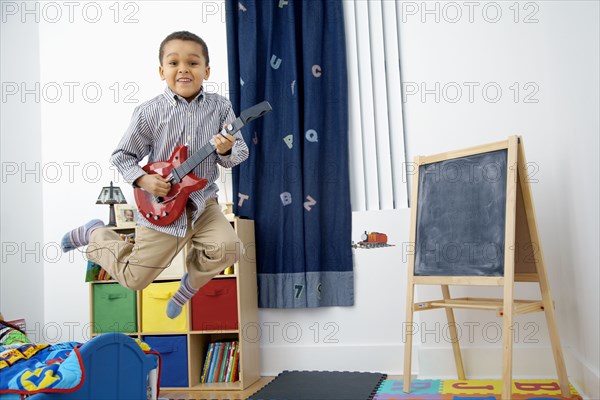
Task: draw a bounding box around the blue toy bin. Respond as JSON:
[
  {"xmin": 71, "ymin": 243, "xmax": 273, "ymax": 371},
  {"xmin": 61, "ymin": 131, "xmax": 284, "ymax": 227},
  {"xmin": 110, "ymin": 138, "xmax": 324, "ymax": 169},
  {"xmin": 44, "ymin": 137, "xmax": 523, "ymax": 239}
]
[{"xmin": 143, "ymin": 335, "xmax": 188, "ymax": 388}]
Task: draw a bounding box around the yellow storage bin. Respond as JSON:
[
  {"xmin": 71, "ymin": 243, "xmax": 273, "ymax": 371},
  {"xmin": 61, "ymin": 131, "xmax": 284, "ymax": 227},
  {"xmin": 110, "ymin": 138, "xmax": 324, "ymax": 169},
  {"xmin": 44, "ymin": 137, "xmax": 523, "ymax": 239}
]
[{"xmin": 142, "ymin": 281, "xmax": 188, "ymax": 333}]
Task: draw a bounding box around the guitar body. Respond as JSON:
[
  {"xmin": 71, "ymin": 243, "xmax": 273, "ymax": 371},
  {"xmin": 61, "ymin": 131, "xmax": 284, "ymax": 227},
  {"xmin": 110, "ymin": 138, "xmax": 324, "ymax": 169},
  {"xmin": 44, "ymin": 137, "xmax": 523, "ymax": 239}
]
[
  {"xmin": 132, "ymin": 101, "xmax": 272, "ymax": 227},
  {"xmin": 134, "ymin": 145, "xmax": 208, "ymax": 226}
]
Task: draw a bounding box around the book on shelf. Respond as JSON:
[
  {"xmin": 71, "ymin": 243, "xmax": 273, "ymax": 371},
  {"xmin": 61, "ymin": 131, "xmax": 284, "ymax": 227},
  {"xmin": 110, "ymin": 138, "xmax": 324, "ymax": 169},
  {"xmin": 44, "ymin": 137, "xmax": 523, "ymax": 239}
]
[
  {"xmin": 200, "ymin": 342, "xmax": 214, "ymax": 383},
  {"xmin": 230, "ymin": 342, "xmax": 240, "ymax": 382},
  {"xmin": 207, "ymin": 342, "xmax": 220, "ymax": 383},
  {"xmin": 214, "ymin": 342, "xmax": 226, "ymax": 382},
  {"xmin": 222, "ymin": 342, "xmax": 234, "ymax": 382},
  {"xmin": 85, "ymin": 232, "xmax": 133, "ymax": 282},
  {"xmin": 85, "ymin": 261, "xmax": 111, "ymax": 282},
  {"xmin": 200, "ymin": 341, "xmax": 240, "ymax": 383}
]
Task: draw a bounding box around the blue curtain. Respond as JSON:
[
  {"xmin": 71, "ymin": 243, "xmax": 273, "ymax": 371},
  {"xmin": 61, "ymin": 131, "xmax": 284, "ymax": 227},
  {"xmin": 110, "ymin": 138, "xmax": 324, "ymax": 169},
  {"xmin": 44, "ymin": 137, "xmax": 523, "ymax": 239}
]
[{"xmin": 226, "ymin": 0, "xmax": 353, "ymax": 308}]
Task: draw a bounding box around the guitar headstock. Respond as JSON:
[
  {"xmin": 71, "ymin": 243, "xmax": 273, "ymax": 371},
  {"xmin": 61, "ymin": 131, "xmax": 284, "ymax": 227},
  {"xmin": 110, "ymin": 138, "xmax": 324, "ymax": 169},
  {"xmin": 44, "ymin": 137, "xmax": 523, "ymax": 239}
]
[
  {"xmin": 223, "ymin": 101, "xmax": 272, "ymax": 137},
  {"xmin": 240, "ymin": 101, "xmax": 272, "ymax": 124}
]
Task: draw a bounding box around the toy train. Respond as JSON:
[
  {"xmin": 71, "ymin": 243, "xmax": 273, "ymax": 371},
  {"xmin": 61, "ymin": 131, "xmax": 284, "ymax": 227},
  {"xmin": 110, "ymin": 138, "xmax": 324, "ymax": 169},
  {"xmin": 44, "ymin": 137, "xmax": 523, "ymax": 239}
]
[{"xmin": 354, "ymin": 231, "xmax": 390, "ymax": 249}]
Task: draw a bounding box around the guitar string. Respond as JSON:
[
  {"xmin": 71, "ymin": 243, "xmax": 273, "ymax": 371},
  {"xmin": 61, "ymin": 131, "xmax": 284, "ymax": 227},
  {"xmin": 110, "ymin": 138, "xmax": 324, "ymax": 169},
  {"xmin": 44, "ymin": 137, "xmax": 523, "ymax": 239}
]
[
  {"xmin": 78, "ymin": 234, "xmax": 182, "ymax": 271},
  {"xmin": 86, "ymin": 147, "xmax": 222, "ymax": 272}
]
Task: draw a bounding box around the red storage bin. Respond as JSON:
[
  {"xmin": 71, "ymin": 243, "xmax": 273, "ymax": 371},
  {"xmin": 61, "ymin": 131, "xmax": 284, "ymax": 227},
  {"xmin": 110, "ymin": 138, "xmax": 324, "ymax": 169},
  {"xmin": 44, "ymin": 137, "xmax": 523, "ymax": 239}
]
[{"xmin": 192, "ymin": 279, "xmax": 238, "ymax": 331}]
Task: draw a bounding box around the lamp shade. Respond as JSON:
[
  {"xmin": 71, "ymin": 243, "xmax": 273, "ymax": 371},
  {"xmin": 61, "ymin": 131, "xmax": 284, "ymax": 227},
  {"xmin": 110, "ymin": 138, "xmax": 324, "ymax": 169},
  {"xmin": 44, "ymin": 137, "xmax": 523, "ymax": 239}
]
[{"xmin": 96, "ymin": 181, "xmax": 127, "ymax": 205}]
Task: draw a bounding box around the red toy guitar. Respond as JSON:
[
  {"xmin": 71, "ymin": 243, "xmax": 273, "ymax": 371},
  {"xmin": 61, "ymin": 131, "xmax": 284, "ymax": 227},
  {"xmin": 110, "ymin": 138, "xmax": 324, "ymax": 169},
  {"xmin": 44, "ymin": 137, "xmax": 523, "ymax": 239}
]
[{"xmin": 134, "ymin": 101, "xmax": 272, "ymax": 226}]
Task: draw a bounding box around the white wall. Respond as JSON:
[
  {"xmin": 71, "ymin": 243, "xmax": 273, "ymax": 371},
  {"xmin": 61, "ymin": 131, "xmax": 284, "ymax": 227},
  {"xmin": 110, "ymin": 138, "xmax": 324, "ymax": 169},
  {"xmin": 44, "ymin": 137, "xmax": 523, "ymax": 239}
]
[
  {"xmin": 34, "ymin": 1, "xmax": 231, "ymax": 343},
  {"xmin": 1, "ymin": 1, "xmax": 597, "ymax": 398},
  {"xmin": 0, "ymin": 0, "xmax": 235, "ymax": 338},
  {"xmin": 0, "ymin": 2, "xmax": 45, "ymax": 330},
  {"xmin": 255, "ymin": 4, "xmax": 600, "ymax": 398},
  {"xmin": 398, "ymin": 0, "xmax": 599, "ymax": 397},
  {"xmin": 260, "ymin": 210, "xmax": 413, "ymax": 374}
]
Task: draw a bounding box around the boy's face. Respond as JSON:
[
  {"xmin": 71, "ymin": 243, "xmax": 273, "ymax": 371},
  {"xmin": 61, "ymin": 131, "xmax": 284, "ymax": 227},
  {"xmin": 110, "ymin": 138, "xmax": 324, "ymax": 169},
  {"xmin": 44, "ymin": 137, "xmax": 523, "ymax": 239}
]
[{"xmin": 159, "ymin": 39, "xmax": 210, "ymax": 102}]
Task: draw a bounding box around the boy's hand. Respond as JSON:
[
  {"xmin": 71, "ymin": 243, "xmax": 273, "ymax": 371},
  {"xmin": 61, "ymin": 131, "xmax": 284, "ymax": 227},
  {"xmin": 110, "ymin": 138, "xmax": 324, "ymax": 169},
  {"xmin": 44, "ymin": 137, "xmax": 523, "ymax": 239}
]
[
  {"xmin": 214, "ymin": 132, "xmax": 235, "ymax": 155},
  {"xmin": 135, "ymin": 174, "xmax": 171, "ymax": 196}
]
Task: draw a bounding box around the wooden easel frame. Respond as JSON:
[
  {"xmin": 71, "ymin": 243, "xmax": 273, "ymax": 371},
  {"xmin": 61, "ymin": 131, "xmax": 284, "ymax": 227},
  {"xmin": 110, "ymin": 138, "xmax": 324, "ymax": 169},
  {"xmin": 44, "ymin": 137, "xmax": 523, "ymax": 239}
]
[{"xmin": 403, "ymin": 136, "xmax": 570, "ymax": 398}]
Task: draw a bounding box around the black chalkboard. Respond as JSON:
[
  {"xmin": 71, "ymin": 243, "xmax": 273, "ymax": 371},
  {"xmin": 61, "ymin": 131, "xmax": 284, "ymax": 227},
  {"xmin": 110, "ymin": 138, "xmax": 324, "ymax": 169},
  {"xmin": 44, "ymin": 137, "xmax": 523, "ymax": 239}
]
[{"xmin": 414, "ymin": 149, "xmax": 508, "ymax": 276}]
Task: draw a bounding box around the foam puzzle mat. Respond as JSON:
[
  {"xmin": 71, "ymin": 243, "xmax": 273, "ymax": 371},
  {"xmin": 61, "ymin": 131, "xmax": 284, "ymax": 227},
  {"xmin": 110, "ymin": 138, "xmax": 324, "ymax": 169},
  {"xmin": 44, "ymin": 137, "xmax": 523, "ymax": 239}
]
[{"xmin": 374, "ymin": 379, "xmax": 582, "ymax": 399}]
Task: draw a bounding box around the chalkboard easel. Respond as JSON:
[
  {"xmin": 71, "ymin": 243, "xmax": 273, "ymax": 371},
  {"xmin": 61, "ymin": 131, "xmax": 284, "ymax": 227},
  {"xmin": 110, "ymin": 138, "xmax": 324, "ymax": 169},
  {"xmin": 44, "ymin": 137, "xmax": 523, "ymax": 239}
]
[{"xmin": 403, "ymin": 136, "xmax": 570, "ymax": 398}]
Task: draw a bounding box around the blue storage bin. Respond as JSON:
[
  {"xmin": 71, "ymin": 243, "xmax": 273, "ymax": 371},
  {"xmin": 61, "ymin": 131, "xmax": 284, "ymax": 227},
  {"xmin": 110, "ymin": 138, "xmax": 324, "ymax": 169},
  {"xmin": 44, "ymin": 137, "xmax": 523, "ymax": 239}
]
[{"xmin": 144, "ymin": 335, "xmax": 188, "ymax": 388}]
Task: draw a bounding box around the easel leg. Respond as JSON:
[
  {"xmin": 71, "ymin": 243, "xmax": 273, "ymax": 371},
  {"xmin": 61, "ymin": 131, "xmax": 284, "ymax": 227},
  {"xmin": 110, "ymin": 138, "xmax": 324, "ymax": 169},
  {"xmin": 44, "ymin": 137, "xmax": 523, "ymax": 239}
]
[
  {"xmin": 501, "ymin": 134, "xmax": 518, "ymax": 399},
  {"xmin": 539, "ymin": 278, "xmax": 571, "ymax": 396},
  {"xmin": 501, "ymin": 292, "xmax": 514, "ymax": 399},
  {"xmin": 403, "ymin": 281, "xmax": 415, "ymax": 392},
  {"xmin": 441, "ymin": 285, "xmax": 465, "ymax": 379}
]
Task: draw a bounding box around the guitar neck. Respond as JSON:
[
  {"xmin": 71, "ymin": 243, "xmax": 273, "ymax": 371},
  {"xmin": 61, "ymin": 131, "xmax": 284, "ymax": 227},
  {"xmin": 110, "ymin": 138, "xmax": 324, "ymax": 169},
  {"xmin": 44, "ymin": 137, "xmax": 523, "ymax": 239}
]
[
  {"xmin": 169, "ymin": 101, "xmax": 272, "ymax": 183},
  {"xmin": 174, "ymin": 141, "xmax": 216, "ymax": 181}
]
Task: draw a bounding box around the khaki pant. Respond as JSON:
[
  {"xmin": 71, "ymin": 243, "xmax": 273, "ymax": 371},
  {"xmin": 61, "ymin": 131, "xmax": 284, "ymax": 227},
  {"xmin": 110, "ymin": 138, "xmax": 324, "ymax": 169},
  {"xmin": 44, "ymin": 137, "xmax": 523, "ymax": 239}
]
[{"xmin": 87, "ymin": 199, "xmax": 241, "ymax": 291}]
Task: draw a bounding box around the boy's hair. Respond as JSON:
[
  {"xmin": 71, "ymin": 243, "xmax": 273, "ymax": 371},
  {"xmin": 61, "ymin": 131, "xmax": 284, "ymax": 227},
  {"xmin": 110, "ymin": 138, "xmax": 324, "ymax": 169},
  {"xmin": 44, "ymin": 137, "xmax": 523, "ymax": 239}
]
[{"xmin": 159, "ymin": 31, "xmax": 209, "ymax": 65}]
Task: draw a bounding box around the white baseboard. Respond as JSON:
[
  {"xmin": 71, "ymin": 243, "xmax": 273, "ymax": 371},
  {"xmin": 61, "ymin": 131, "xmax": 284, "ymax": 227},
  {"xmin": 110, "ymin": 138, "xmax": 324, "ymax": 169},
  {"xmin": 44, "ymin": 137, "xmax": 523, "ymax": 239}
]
[
  {"xmin": 418, "ymin": 346, "xmax": 560, "ymax": 379},
  {"xmin": 565, "ymin": 348, "xmax": 600, "ymax": 400},
  {"xmin": 260, "ymin": 343, "xmax": 408, "ymax": 376},
  {"xmin": 260, "ymin": 344, "xmax": 598, "ymax": 399}
]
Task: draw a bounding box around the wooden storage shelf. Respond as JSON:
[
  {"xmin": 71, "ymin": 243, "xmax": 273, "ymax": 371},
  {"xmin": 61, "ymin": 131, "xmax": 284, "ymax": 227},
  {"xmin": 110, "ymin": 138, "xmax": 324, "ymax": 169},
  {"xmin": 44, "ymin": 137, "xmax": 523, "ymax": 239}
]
[
  {"xmin": 189, "ymin": 381, "xmax": 243, "ymax": 390},
  {"xmin": 88, "ymin": 218, "xmax": 260, "ymax": 391}
]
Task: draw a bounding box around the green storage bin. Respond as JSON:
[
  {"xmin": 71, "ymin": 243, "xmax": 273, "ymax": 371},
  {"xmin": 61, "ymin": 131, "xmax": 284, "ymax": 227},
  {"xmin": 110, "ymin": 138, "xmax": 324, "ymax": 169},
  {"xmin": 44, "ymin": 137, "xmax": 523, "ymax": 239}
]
[{"xmin": 93, "ymin": 283, "xmax": 137, "ymax": 333}]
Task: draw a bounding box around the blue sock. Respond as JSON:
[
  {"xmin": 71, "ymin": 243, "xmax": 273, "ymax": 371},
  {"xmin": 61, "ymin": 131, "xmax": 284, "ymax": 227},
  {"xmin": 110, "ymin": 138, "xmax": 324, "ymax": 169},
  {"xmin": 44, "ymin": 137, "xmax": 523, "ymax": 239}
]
[
  {"xmin": 167, "ymin": 273, "xmax": 198, "ymax": 319},
  {"xmin": 61, "ymin": 219, "xmax": 104, "ymax": 252}
]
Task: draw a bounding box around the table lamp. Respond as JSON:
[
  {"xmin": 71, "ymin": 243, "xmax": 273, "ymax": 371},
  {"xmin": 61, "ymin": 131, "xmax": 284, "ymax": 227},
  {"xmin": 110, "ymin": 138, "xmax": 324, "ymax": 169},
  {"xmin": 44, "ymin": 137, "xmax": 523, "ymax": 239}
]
[{"xmin": 96, "ymin": 181, "xmax": 127, "ymax": 226}]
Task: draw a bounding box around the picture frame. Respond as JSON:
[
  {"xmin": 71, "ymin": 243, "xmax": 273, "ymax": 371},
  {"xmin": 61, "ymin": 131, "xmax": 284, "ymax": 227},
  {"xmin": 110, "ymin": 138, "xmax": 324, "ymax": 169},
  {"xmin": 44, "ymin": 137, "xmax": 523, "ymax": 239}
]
[{"xmin": 115, "ymin": 204, "xmax": 138, "ymax": 228}]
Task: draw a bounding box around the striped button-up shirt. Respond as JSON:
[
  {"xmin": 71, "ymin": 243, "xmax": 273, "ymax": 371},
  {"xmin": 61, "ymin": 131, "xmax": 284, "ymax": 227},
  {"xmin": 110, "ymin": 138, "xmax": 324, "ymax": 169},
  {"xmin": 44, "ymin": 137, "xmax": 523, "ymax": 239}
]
[{"xmin": 110, "ymin": 86, "xmax": 249, "ymax": 237}]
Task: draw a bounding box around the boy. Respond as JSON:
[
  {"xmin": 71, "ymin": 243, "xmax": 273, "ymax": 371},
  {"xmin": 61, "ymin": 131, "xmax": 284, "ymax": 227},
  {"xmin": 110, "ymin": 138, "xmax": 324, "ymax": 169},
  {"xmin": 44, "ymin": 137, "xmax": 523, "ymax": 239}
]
[{"xmin": 61, "ymin": 31, "xmax": 248, "ymax": 319}]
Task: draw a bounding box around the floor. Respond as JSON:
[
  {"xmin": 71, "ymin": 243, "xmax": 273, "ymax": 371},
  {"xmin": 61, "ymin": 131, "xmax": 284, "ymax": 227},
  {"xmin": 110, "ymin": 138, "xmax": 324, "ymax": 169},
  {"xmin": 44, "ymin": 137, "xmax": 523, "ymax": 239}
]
[
  {"xmin": 160, "ymin": 377, "xmax": 273, "ymax": 399},
  {"xmin": 160, "ymin": 375, "xmax": 404, "ymax": 400}
]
